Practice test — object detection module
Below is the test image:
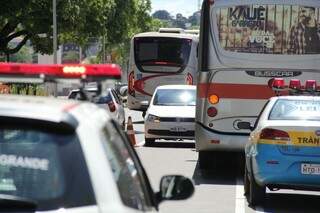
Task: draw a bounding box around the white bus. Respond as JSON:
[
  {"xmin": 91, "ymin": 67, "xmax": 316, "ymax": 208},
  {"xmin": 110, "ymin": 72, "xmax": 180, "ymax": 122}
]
[
  {"xmin": 196, "ymin": 0, "xmax": 320, "ymax": 169},
  {"xmin": 127, "ymin": 28, "xmax": 199, "ymax": 112}
]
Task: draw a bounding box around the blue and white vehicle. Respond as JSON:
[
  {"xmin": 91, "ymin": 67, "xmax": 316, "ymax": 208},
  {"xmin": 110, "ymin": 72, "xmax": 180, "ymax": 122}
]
[{"xmin": 239, "ymin": 79, "xmax": 320, "ymax": 206}]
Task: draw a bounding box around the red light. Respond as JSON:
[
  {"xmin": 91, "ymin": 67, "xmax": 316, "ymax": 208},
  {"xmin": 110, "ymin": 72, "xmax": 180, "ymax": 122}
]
[
  {"xmin": 289, "ymin": 79, "xmax": 301, "ymax": 90},
  {"xmin": 272, "ymin": 78, "xmax": 285, "ymax": 89},
  {"xmin": 186, "ymin": 73, "xmax": 193, "ymax": 85},
  {"xmin": 0, "ymin": 63, "xmax": 121, "ymax": 80},
  {"xmin": 260, "ymin": 128, "xmax": 290, "ymax": 141},
  {"xmin": 128, "ymin": 71, "xmax": 135, "ymax": 96},
  {"xmin": 207, "ymin": 107, "xmax": 217, "ymax": 117},
  {"xmin": 305, "ymin": 80, "xmax": 317, "ymax": 91},
  {"xmin": 108, "ymin": 101, "xmax": 116, "ymax": 112}
]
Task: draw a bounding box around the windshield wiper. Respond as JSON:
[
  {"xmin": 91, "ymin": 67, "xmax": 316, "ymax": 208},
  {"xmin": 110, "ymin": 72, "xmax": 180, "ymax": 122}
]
[{"xmin": 0, "ymin": 194, "xmax": 37, "ymax": 210}]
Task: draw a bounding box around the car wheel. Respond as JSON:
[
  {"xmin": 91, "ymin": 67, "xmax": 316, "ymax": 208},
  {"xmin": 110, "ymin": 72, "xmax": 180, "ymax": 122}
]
[
  {"xmin": 145, "ymin": 138, "xmax": 155, "ymax": 146},
  {"xmin": 244, "ymin": 165, "xmax": 250, "ymax": 198},
  {"xmin": 122, "ymin": 121, "xmax": 125, "ymax": 130},
  {"xmin": 248, "ymin": 169, "xmax": 265, "ymax": 206}
]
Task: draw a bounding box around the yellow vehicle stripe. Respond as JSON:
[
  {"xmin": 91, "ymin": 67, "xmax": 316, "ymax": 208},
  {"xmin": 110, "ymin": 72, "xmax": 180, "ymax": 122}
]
[{"xmin": 256, "ymin": 131, "xmax": 320, "ymax": 147}]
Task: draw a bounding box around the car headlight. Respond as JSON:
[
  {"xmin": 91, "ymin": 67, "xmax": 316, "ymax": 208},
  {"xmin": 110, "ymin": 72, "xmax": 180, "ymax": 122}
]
[{"xmin": 147, "ymin": 114, "xmax": 160, "ymax": 123}]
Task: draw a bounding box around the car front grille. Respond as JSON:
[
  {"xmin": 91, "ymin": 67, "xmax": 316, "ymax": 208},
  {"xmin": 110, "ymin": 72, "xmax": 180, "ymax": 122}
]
[
  {"xmin": 159, "ymin": 117, "xmax": 195, "ymax": 122},
  {"xmin": 148, "ymin": 130, "xmax": 195, "ymax": 137}
]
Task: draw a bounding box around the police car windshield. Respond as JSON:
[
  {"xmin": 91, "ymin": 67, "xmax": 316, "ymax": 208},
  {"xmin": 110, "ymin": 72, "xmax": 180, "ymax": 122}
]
[
  {"xmin": 153, "ymin": 89, "xmax": 196, "ymax": 106},
  {"xmin": 0, "ymin": 126, "xmax": 95, "ymax": 211},
  {"xmin": 269, "ymin": 99, "xmax": 320, "ymax": 121}
]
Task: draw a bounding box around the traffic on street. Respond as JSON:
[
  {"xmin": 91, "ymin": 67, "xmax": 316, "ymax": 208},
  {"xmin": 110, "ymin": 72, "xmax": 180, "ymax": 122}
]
[{"xmin": 1, "ymin": 0, "xmax": 320, "ymax": 212}]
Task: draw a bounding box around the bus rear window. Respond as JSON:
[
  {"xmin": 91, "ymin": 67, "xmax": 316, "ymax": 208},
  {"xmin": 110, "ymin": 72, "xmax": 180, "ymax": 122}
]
[
  {"xmin": 134, "ymin": 37, "xmax": 192, "ymax": 72},
  {"xmin": 215, "ymin": 5, "xmax": 320, "ymax": 55}
]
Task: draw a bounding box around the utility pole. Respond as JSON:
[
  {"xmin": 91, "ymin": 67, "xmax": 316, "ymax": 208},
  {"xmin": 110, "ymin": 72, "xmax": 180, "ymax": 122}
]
[
  {"xmin": 198, "ymin": 0, "xmax": 201, "ymax": 11},
  {"xmin": 53, "ymin": 0, "xmax": 57, "ymax": 64},
  {"xmin": 52, "ymin": 0, "xmax": 58, "ymax": 96}
]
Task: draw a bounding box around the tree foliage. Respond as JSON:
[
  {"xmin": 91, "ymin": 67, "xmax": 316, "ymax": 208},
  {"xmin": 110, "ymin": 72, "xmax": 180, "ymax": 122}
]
[{"xmin": 0, "ymin": 0, "xmax": 153, "ymax": 58}]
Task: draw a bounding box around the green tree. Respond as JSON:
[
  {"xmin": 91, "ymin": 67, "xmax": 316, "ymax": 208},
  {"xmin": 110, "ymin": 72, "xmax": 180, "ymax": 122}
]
[
  {"xmin": 10, "ymin": 45, "xmax": 33, "ymax": 63},
  {"xmin": 0, "ymin": 0, "xmax": 115, "ymax": 60}
]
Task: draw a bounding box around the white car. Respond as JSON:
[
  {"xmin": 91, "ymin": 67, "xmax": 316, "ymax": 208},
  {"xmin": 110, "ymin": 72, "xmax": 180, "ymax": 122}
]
[
  {"xmin": 68, "ymin": 87, "xmax": 125, "ymax": 128},
  {"xmin": 144, "ymin": 85, "xmax": 196, "ymax": 146},
  {"xmin": 0, "ymin": 94, "xmax": 194, "ymax": 212}
]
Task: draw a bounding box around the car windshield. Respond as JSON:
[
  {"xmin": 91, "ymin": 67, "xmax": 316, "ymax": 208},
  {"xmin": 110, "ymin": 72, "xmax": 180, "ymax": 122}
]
[
  {"xmin": 153, "ymin": 89, "xmax": 196, "ymax": 106},
  {"xmin": 269, "ymin": 99, "xmax": 320, "ymax": 120},
  {"xmin": 0, "ymin": 126, "xmax": 95, "ymax": 211}
]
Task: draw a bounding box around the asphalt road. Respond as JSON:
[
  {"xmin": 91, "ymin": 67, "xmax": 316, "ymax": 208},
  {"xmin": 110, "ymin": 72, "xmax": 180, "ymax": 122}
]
[{"xmin": 125, "ymin": 108, "xmax": 320, "ymax": 213}]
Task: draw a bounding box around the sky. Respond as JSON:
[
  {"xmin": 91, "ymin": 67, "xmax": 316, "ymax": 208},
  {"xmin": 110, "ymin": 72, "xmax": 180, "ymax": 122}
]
[{"xmin": 151, "ymin": 0, "xmax": 199, "ymax": 17}]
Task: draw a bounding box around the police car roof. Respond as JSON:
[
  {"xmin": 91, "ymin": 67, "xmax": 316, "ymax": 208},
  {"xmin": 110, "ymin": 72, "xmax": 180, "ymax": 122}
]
[{"xmin": 0, "ymin": 94, "xmax": 109, "ymax": 128}]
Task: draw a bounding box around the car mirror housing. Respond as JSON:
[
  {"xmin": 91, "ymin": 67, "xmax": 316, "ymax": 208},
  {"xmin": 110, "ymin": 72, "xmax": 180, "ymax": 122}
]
[
  {"xmin": 157, "ymin": 175, "xmax": 194, "ymax": 203},
  {"xmin": 237, "ymin": 121, "xmax": 253, "ymax": 131}
]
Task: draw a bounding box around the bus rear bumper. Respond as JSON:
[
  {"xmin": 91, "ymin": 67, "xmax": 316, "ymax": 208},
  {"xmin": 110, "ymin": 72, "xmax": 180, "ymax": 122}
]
[{"xmin": 195, "ymin": 123, "xmax": 247, "ymax": 152}]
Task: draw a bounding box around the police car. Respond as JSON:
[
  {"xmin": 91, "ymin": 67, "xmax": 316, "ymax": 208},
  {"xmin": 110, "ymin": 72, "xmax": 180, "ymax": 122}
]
[
  {"xmin": 238, "ymin": 78, "xmax": 320, "ymax": 206},
  {"xmin": 0, "ymin": 63, "xmax": 194, "ymax": 212}
]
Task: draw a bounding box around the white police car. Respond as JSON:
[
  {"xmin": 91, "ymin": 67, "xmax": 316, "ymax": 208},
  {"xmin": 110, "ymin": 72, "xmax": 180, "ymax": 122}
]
[{"xmin": 0, "ymin": 63, "xmax": 194, "ymax": 212}]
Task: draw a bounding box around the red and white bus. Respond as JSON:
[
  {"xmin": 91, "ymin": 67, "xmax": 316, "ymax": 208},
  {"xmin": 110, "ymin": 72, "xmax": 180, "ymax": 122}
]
[
  {"xmin": 127, "ymin": 28, "xmax": 199, "ymax": 112},
  {"xmin": 196, "ymin": 0, "xmax": 320, "ymax": 168}
]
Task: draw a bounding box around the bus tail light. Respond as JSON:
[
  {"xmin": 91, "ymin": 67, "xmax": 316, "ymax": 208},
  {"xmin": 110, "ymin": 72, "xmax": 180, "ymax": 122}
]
[
  {"xmin": 207, "ymin": 107, "xmax": 217, "ymax": 117},
  {"xmin": 186, "ymin": 73, "xmax": 193, "ymax": 85},
  {"xmin": 289, "ymin": 79, "xmax": 301, "ymax": 90},
  {"xmin": 259, "ymin": 128, "xmax": 290, "ymax": 141},
  {"xmin": 208, "ymin": 94, "xmax": 219, "ymax": 105},
  {"xmin": 128, "ymin": 71, "xmax": 135, "ymax": 96},
  {"xmin": 305, "ymin": 80, "xmax": 317, "ymax": 91}
]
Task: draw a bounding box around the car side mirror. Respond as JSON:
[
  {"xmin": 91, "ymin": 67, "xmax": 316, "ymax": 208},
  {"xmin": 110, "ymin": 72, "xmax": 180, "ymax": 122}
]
[
  {"xmin": 157, "ymin": 175, "xmax": 194, "ymax": 203},
  {"xmin": 237, "ymin": 121, "xmax": 253, "ymax": 131},
  {"xmin": 141, "ymin": 100, "xmax": 149, "ymax": 107}
]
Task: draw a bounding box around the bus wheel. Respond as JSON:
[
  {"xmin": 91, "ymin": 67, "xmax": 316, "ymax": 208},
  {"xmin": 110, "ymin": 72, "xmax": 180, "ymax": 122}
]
[
  {"xmin": 145, "ymin": 138, "xmax": 155, "ymax": 147},
  {"xmin": 198, "ymin": 151, "xmax": 215, "ymax": 170}
]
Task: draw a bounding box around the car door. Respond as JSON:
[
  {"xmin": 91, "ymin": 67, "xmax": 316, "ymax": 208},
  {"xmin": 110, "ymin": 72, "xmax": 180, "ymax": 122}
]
[{"xmin": 100, "ymin": 120, "xmax": 157, "ymax": 212}]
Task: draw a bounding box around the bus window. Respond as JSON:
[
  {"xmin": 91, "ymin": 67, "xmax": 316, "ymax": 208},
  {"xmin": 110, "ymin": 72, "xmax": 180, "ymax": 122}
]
[{"xmin": 134, "ymin": 37, "xmax": 192, "ymax": 73}]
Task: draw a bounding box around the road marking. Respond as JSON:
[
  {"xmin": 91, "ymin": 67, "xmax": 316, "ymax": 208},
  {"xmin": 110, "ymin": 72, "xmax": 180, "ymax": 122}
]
[{"xmin": 235, "ymin": 178, "xmax": 245, "ymax": 213}]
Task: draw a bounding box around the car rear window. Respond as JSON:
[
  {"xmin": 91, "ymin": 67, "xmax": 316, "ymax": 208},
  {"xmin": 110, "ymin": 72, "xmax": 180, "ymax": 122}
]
[
  {"xmin": 269, "ymin": 99, "xmax": 320, "ymax": 120},
  {"xmin": 153, "ymin": 89, "xmax": 196, "ymax": 106},
  {"xmin": 0, "ymin": 126, "xmax": 95, "ymax": 211}
]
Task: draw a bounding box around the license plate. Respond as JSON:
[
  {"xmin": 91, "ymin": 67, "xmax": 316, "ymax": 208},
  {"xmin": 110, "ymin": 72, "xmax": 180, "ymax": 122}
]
[
  {"xmin": 301, "ymin": 164, "xmax": 320, "ymax": 175},
  {"xmin": 170, "ymin": 127, "xmax": 187, "ymax": 132}
]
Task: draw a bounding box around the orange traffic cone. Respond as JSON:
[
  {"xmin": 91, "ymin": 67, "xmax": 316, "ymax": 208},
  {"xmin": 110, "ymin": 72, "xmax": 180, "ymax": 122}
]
[{"xmin": 127, "ymin": 116, "xmax": 137, "ymax": 146}]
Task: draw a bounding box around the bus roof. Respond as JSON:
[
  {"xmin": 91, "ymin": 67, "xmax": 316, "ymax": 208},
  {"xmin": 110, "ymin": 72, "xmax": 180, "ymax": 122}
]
[{"xmin": 133, "ymin": 31, "xmax": 199, "ymax": 40}]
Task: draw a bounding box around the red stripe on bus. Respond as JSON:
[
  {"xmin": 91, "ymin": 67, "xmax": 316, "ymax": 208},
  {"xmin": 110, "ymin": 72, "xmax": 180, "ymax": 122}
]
[
  {"xmin": 134, "ymin": 73, "xmax": 176, "ymax": 96},
  {"xmin": 197, "ymin": 83, "xmax": 280, "ymax": 99}
]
